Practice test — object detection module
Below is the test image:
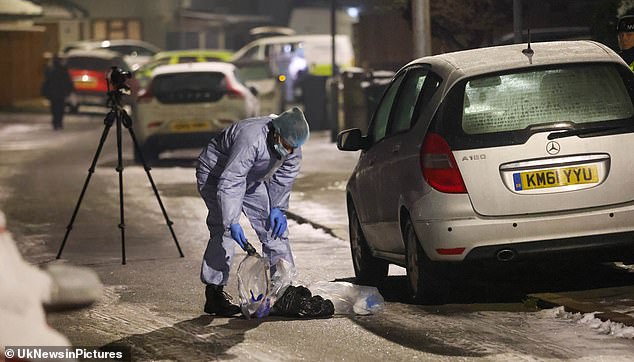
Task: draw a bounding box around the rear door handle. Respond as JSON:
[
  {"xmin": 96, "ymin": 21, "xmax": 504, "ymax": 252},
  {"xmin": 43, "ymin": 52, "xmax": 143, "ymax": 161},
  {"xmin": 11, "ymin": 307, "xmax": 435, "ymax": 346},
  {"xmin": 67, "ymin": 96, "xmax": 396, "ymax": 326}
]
[{"xmin": 392, "ymin": 145, "xmax": 401, "ymax": 153}]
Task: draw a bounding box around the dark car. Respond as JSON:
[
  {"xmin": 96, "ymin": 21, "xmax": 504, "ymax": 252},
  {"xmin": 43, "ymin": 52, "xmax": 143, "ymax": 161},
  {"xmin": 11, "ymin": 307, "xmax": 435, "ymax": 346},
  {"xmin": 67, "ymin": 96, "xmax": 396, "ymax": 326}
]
[{"xmin": 65, "ymin": 49, "xmax": 138, "ymax": 112}]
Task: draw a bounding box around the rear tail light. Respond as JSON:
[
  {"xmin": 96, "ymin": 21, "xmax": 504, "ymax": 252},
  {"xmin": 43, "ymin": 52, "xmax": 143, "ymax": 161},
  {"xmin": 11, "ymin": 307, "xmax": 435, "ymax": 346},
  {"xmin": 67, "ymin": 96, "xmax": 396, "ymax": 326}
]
[
  {"xmin": 227, "ymin": 89, "xmax": 244, "ymax": 99},
  {"xmin": 72, "ymin": 74, "xmax": 97, "ymax": 84},
  {"xmin": 225, "ymin": 77, "xmax": 244, "ymax": 99},
  {"xmin": 69, "ymin": 70, "xmax": 107, "ymax": 92},
  {"xmin": 137, "ymin": 86, "xmax": 153, "ymax": 104},
  {"xmin": 420, "ymin": 133, "xmax": 467, "ymax": 193},
  {"xmin": 436, "ymin": 248, "xmax": 465, "ymax": 255}
]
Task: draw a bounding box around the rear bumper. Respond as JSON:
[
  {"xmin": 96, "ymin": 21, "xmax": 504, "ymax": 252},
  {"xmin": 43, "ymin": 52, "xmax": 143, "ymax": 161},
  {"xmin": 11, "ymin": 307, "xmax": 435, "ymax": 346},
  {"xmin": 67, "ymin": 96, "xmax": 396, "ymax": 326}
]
[
  {"xmin": 464, "ymin": 231, "xmax": 634, "ymax": 263},
  {"xmin": 414, "ymin": 202, "xmax": 634, "ymax": 263}
]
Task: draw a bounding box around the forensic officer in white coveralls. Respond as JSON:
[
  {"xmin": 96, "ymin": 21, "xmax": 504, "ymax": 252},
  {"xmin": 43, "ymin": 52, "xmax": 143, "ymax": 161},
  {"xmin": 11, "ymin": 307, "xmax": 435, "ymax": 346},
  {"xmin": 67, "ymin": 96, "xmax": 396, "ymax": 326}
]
[{"xmin": 196, "ymin": 107, "xmax": 310, "ymax": 316}]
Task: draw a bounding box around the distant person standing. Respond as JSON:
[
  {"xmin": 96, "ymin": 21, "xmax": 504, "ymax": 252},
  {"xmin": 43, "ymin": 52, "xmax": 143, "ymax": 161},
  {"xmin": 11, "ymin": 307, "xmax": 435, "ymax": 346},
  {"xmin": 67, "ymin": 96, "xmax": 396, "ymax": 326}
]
[
  {"xmin": 41, "ymin": 54, "xmax": 74, "ymax": 130},
  {"xmin": 617, "ymin": 15, "xmax": 634, "ymax": 71}
]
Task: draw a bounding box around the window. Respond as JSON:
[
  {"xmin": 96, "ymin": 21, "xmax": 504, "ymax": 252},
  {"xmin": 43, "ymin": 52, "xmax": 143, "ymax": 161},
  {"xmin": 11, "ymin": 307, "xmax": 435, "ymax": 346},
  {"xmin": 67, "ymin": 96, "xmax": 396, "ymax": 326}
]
[
  {"xmin": 147, "ymin": 58, "xmax": 170, "ymax": 71},
  {"xmin": 236, "ymin": 64, "xmax": 272, "ymax": 81},
  {"xmin": 388, "ymin": 67, "xmax": 428, "ymax": 135},
  {"xmin": 240, "ymin": 46, "xmax": 259, "ymax": 61},
  {"xmin": 267, "ymin": 43, "xmax": 298, "ymax": 59},
  {"xmin": 128, "ymin": 46, "xmax": 155, "ymax": 57},
  {"xmin": 107, "ymin": 45, "xmax": 132, "ymax": 55},
  {"xmin": 107, "ymin": 45, "xmax": 155, "ymax": 57},
  {"xmin": 178, "ymin": 56, "xmax": 198, "ymax": 64},
  {"xmin": 369, "ymin": 72, "xmax": 405, "ymax": 143},
  {"xmin": 152, "ymin": 72, "xmax": 227, "ymax": 104},
  {"xmin": 66, "ymin": 57, "xmax": 110, "ymax": 71},
  {"xmin": 461, "ymin": 64, "xmax": 634, "ymax": 135}
]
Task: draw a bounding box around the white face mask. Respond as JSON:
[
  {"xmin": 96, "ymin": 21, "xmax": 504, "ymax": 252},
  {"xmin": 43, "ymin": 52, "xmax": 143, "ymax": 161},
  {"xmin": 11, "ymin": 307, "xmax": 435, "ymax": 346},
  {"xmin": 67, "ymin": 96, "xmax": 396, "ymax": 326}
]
[
  {"xmin": 269, "ymin": 131, "xmax": 293, "ymax": 159},
  {"xmin": 273, "ymin": 143, "xmax": 290, "ymax": 158}
]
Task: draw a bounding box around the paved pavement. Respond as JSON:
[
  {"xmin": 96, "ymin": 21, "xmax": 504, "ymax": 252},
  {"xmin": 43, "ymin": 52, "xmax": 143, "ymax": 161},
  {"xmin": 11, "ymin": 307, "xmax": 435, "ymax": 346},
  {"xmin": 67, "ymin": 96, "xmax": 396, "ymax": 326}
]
[{"xmin": 529, "ymin": 277, "xmax": 634, "ymax": 327}]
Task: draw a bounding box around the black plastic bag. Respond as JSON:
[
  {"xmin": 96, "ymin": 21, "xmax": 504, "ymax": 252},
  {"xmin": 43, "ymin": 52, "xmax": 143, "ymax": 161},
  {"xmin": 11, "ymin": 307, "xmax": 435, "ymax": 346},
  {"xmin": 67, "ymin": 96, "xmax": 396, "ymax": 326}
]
[{"xmin": 270, "ymin": 285, "xmax": 334, "ymax": 318}]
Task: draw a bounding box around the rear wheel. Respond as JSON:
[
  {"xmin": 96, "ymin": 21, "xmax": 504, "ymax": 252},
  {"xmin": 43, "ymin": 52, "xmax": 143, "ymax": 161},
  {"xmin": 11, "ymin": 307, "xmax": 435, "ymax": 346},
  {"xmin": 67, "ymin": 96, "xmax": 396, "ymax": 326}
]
[
  {"xmin": 348, "ymin": 201, "xmax": 388, "ymax": 286},
  {"xmin": 405, "ymin": 219, "xmax": 447, "ymax": 304}
]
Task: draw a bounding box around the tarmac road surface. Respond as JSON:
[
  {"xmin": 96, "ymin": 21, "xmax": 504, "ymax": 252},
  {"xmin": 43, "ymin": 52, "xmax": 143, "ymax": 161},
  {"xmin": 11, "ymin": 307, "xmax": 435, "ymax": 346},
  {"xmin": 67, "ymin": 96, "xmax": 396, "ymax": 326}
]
[{"xmin": 2, "ymin": 110, "xmax": 634, "ymax": 361}]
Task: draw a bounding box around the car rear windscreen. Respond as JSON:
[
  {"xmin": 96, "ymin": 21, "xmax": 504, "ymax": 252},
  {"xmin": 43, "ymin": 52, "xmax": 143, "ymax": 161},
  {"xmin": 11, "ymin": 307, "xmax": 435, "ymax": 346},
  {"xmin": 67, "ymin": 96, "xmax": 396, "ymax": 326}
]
[
  {"xmin": 433, "ymin": 63, "xmax": 634, "ymax": 149},
  {"xmin": 461, "ymin": 64, "xmax": 634, "ymax": 134},
  {"xmin": 152, "ymin": 72, "xmax": 227, "ymax": 104},
  {"xmin": 66, "ymin": 57, "xmax": 111, "ymax": 71}
]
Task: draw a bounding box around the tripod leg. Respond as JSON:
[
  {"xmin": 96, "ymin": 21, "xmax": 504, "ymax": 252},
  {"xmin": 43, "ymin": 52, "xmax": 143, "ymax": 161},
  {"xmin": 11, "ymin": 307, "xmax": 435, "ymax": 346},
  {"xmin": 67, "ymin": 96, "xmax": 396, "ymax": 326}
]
[
  {"xmin": 123, "ymin": 111, "xmax": 184, "ymax": 258},
  {"xmin": 116, "ymin": 112, "xmax": 127, "ymax": 265},
  {"xmin": 57, "ymin": 116, "xmax": 114, "ymax": 259}
]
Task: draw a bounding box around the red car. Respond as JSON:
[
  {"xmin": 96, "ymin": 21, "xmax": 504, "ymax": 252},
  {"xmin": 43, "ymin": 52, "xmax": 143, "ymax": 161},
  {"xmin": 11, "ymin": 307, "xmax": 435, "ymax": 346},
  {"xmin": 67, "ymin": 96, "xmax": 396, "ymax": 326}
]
[{"xmin": 64, "ymin": 49, "xmax": 138, "ymax": 112}]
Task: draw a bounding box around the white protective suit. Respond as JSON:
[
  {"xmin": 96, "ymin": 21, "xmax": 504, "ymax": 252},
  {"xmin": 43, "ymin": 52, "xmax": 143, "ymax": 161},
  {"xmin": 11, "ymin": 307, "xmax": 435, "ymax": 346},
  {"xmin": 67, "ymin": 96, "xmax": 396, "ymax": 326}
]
[{"xmin": 196, "ymin": 116, "xmax": 301, "ymax": 286}]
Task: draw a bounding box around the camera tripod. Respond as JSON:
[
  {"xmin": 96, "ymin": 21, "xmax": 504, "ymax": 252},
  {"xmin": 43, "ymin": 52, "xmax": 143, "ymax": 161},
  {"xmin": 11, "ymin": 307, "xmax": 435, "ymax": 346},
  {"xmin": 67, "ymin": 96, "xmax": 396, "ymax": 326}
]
[{"xmin": 56, "ymin": 82, "xmax": 184, "ymax": 264}]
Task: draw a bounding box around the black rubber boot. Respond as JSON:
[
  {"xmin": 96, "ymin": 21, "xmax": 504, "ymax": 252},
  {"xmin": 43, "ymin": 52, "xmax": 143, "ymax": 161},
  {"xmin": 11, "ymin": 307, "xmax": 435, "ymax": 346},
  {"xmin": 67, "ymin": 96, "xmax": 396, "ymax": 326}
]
[{"xmin": 204, "ymin": 285, "xmax": 241, "ymax": 316}]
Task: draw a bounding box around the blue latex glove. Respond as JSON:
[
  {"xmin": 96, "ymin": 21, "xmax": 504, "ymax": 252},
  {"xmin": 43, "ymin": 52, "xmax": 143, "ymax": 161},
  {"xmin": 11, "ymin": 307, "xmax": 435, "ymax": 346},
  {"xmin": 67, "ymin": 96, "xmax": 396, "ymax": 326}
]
[
  {"xmin": 267, "ymin": 208, "xmax": 287, "ymax": 240},
  {"xmin": 230, "ymin": 223, "xmax": 248, "ymax": 249}
]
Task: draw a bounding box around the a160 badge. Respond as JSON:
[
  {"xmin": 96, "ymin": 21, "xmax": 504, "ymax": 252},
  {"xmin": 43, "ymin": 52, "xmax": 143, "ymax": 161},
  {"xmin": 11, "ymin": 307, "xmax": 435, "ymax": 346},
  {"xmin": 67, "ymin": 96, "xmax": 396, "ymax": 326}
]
[{"xmin": 513, "ymin": 165, "xmax": 599, "ymax": 191}]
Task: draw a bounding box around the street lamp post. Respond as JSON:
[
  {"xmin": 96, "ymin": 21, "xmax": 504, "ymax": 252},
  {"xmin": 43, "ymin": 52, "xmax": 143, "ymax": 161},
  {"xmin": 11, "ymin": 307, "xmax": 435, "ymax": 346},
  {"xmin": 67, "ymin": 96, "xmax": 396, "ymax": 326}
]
[
  {"xmin": 412, "ymin": 0, "xmax": 431, "ymax": 58},
  {"xmin": 330, "ymin": 0, "xmax": 339, "ymax": 141}
]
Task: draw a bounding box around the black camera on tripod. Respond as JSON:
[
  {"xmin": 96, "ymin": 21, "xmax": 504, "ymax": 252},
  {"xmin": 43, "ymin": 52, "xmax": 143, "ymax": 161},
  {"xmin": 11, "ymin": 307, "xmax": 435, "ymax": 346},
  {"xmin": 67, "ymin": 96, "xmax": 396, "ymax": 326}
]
[
  {"xmin": 107, "ymin": 66, "xmax": 132, "ymax": 95},
  {"xmin": 57, "ymin": 67, "xmax": 183, "ymax": 265}
]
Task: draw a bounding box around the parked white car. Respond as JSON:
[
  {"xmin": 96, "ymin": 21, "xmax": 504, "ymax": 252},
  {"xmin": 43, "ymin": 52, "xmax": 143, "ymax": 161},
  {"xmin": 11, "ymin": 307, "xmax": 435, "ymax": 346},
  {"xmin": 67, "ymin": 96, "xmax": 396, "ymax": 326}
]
[
  {"xmin": 337, "ymin": 40, "xmax": 634, "ymax": 303},
  {"xmin": 133, "ymin": 62, "xmax": 259, "ymax": 163}
]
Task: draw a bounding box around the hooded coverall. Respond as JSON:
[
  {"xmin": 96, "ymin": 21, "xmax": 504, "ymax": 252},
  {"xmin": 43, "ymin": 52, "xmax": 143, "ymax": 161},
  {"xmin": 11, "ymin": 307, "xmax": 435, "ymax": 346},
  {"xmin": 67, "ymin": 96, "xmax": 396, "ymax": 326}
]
[{"xmin": 196, "ymin": 116, "xmax": 301, "ymax": 286}]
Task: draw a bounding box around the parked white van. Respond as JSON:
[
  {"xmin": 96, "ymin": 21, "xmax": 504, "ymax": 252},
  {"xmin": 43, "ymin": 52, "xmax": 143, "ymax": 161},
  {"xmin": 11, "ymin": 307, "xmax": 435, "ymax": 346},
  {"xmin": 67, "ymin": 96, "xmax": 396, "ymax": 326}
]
[
  {"xmin": 232, "ymin": 34, "xmax": 353, "ymax": 75},
  {"xmin": 231, "ymin": 34, "xmax": 354, "ymax": 102}
]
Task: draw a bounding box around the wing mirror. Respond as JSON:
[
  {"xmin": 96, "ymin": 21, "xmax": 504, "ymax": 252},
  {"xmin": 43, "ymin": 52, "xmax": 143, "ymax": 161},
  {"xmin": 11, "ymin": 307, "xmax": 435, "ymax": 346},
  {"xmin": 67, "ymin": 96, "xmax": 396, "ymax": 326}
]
[{"xmin": 337, "ymin": 128, "xmax": 369, "ymax": 151}]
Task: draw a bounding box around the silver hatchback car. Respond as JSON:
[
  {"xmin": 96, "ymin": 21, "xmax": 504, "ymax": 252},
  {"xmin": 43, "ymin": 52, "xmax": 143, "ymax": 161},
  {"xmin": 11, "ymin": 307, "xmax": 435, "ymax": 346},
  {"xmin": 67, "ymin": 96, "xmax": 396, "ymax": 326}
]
[{"xmin": 337, "ymin": 41, "xmax": 634, "ymax": 303}]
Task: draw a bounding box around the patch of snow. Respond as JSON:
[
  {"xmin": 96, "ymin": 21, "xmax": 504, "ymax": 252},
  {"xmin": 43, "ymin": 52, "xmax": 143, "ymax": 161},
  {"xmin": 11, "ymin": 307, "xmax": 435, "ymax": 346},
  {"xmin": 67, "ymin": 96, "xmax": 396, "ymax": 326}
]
[
  {"xmin": 551, "ymin": 306, "xmax": 634, "ymax": 339},
  {"xmin": 0, "ymin": 122, "xmax": 77, "ymax": 151},
  {"xmin": 0, "ymin": 124, "xmax": 47, "ymax": 135},
  {"xmin": 0, "ymin": 209, "xmax": 71, "ymax": 348}
]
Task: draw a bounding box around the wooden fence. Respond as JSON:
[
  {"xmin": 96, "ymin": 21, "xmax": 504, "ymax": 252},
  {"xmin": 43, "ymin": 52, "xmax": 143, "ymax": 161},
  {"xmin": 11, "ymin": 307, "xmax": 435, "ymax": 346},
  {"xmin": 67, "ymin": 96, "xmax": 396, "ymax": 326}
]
[{"xmin": 0, "ymin": 27, "xmax": 46, "ymax": 107}]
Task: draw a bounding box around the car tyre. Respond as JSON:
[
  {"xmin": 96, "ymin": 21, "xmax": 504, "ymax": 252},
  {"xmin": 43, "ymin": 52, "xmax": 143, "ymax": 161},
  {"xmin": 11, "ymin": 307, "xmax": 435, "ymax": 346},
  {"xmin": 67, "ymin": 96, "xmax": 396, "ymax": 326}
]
[
  {"xmin": 405, "ymin": 219, "xmax": 447, "ymax": 304},
  {"xmin": 348, "ymin": 201, "xmax": 388, "ymax": 286}
]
